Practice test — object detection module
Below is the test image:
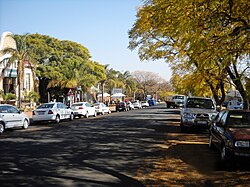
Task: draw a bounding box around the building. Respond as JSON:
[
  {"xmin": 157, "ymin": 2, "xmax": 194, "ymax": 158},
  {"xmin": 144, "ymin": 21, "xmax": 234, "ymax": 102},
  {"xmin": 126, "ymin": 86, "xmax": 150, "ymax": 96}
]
[{"xmin": 0, "ymin": 32, "xmax": 35, "ymax": 105}]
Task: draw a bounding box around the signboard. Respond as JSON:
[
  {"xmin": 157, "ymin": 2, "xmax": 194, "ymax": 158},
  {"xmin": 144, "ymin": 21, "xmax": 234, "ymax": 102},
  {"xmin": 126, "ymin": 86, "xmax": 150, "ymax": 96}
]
[{"xmin": 112, "ymin": 88, "xmax": 122, "ymax": 95}]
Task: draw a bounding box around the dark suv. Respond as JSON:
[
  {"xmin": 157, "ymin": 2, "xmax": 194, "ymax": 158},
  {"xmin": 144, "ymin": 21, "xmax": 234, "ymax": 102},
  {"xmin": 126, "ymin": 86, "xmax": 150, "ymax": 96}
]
[{"xmin": 116, "ymin": 102, "xmax": 129, "ymax": 112}]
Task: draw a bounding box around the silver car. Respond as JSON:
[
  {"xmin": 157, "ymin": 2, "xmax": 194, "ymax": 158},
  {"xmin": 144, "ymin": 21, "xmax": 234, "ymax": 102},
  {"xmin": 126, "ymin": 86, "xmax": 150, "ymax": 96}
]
[
  {"xmin": 180, "ymin": 97, "xmax": 218, "ymax": 131},
  {"xmin": 33, "ymin": 102, "xmax": 74, "ymax": 123},
  {"xmin": 0, "ymin": 104, "xmax": 30, "ymax": 134}
]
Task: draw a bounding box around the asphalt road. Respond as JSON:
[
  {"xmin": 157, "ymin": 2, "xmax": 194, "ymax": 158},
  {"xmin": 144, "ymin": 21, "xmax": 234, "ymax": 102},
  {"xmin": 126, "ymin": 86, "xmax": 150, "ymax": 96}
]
[{"xmin": 0, "ymin": 104, "xmax": 250, "ymax": 186}]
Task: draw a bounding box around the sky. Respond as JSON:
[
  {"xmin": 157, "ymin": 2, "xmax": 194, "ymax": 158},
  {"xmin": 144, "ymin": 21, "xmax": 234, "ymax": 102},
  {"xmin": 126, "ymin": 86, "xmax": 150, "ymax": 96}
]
[{"xmin": 0, "ymin": 0, "xmax": 172, "ymax": 81}]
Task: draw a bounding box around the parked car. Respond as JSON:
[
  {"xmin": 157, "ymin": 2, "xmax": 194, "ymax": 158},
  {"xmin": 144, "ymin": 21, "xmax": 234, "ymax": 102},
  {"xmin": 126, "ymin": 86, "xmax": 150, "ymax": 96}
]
[
  {"xmin": 93, "ymin": 103, "xmax": 111, "ymax": 115},
  {"xmin": 125, "ymin": 101, "xmax": 134, "ymax": 110},
  {"xmin": 209, "ymin": 110, "xmax": 250, "ymax": 164},
  {"xmin": 116, "ymin": 102, "xmax": 129, "ymax": 111},
  {"xmin": 71, "ymin": 102, "xmax": 97, "ymax": 118},
  {"xmin": 141, "ymin": 101, "xmax": 149, "ymax": 108},
  {"xmin": 180, "ymin": 96, "xmax": 218, "ymax": 131},
  {"xmin": 33, "ymin": 102, "xmax": 74, "ymax": 123},
  {"xmin": 0, "ymin": 104, "xmax": 30, "ymax": 134},
  {"xmin": 227, "ymin": 100, "xmax": 243, "ymax": 110},
  {"xmin": 132, "ymin": 100, "xmax": 142, "ymax": 109}
]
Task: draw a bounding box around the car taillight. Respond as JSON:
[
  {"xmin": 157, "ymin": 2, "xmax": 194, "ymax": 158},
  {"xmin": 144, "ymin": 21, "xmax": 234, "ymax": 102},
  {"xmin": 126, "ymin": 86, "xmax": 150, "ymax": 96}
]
[
  {"xmin": 79, "ymin": 107, "xmax": 84, "ymax": 109},
  {"xmin": 48, "ymin": 110, "xmax": 54, "ymax": 114},
  {"xmin": 32, "ymin": 111, "xmax": 35, "ymax": 115}
]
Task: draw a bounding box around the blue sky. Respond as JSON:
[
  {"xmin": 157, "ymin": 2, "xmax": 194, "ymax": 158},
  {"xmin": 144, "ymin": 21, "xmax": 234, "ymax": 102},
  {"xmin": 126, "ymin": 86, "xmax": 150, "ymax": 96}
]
[{"xmin": 0, "ymin": 0, "xmax": 172, "ymax": 80}]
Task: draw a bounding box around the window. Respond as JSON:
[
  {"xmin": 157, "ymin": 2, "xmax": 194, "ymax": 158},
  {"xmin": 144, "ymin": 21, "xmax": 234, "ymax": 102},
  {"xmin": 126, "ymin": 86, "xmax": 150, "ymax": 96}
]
[{"xmin": 25, "ymin": 73, "xmax": 31, "ymax": 91}]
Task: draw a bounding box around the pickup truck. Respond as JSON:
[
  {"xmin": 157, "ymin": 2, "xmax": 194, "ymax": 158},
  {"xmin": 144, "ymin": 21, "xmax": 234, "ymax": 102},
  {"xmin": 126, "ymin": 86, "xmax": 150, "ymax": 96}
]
[{"xmin": 165, "ymin": 95, "xmax": 186, "ymax": 108}]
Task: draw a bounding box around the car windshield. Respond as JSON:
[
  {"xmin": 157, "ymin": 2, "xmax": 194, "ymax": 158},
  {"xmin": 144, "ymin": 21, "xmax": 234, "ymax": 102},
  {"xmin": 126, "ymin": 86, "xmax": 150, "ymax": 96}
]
[
  {"xmin": 175, "ymin": 96, "xmax": 184, "ymax": 99},
  {"xmin": 72, "ymin": 103, "xmax": 84, "ymax": 107},
  {"xmin": 37, "ymin": 103, "xmax": 55, "ymax": 109},
  {"xmin": 227, "ymin": 113, "xmax": 250, "ymax": 128},
  {"xmin": 186, "ymin": 98, "xmax": 214, "ymax": 109}
]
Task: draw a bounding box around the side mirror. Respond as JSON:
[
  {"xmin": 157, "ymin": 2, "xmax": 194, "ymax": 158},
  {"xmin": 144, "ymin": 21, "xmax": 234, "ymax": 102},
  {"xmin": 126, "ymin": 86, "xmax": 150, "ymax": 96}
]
[
  {"xmin": 216, "ymin": 105, "xmax": 221, "ymax": 112},
  {"xmin": 216, "ymin": 122, "xmax": 223, "ymax": 127}
]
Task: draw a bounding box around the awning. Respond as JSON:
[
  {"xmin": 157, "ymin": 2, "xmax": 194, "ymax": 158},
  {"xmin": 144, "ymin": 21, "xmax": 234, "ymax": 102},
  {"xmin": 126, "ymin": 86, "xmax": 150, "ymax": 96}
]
[
  {"xmin": 97, "ymin": 93, "xmax": 110, "ymax": 97},
  {"xmin": 111, "ymin": 93, "xmax": 125, "ymax": 98}
]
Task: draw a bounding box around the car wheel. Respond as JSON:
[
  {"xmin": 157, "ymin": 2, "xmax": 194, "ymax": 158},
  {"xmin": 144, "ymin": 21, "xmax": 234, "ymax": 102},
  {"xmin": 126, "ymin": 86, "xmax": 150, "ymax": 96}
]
[
  {"xmin": 180, "ymin": 120, "xmax": 186, "ymax": 132},
  {"xmin": 23, "ymin": 119, "xmax": 29, "ymax": 129},
  {"xmin": 85, "ymin": 112, "xmax": 89, "ymax": 118},
  {"xmin": 94, "ymin": 112, "xmax": 97, "ymax": 117},
  {"xmin": 221, "ymin": 144, "xmax": 228, "ymax": 162},
  {"xmin": 55, "ymin": 115, "xmax": 60, "ymax": 123},
  {"xmin": 208, "ymin": 134, "xmax": 214, "ymax": 149},
  {"xmin": 69, "ymin": 113, "xmax": 74, "ymax": 121},
  {"xmin": 108, "ymin": 110, "xmax": 111, "ymax": 114},
  {"xmin": 0, "ymin": 123, "xmax": 4, "ymax": 134},
  {"xmin": 101, "ymin": 111, "xmax": 105, "ymax": 115}
]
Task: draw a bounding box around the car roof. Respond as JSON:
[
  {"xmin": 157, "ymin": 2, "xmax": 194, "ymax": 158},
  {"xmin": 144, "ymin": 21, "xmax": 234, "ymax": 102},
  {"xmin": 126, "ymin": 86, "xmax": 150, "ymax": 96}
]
[{"xmin": 187, "ymin": 96, "xmax": 213, "ymax": 100}]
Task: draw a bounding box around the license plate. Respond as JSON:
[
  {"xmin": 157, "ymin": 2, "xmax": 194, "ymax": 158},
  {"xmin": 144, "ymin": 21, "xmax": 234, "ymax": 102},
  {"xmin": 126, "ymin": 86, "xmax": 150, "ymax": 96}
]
[{"xmin": 197, "ymin": 121, "xmax": 207, "ymax": 125}]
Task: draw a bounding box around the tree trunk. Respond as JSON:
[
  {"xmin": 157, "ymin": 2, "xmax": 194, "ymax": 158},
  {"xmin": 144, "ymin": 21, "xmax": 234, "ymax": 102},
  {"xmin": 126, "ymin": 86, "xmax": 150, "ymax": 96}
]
[{"xmin": 226, "ymin": 66, "xmax": 249, "ymax": 109}]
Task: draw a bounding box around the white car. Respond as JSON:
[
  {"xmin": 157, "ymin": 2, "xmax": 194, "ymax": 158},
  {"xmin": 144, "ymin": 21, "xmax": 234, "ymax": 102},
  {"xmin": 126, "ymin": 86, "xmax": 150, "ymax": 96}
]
[
  {"xmin": 141, "ymin": 101, "xmax": 149, "ymax": 108},
  {"xmin": 132, "ymin": 100, "xmax": 142, "ymax": 109},
  {"xmin": 93, "ymin": 103, "xmax": 111, "ymax": 115},
  {"xmin": 32, "ymin": 102, "xmax": 74, "ymax": 123},
  {"xmin": 71, "ymin": 102, "xmax": 97, "ymax": 118},
  {"xmin": 0, "ymin": 104, "xmax": 30, "ymax": 134}
]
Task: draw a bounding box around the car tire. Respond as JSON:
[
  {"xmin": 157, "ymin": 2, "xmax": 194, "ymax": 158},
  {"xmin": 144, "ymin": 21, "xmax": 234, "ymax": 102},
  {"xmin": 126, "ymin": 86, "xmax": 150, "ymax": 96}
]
[
  {"xmin": 208, "ymin": 134, "xmax": 214, "ymax": 149},
  {"xmin": 0, "ymin": 122, "xmax": 4, "ymax": 134},
  {"xmin": 221, "ymin": 144, "xmax": 228, "ymax": 162},
  {"xmin": 108, "ymin": 110, "xmax": 111, "ymax": 114},
  {"xmin": 55, "ymin": 115, "xmax": 60, "ymax": 123},
  {"xmin": 101, "ymin": 111, "xmax": 105, "ymax": 115},
  {"xmin": 85, "ymin": 112, "xmax": 89, "ymax": 118},
  {"xmin": 69, "ymin": 113, "xmax": 74, "ymax": 121},
  {"xmin": 23, "ymin": 119, "xmax": 29, "ymax": 129},
  {"xmin": 94, "ymin": 112, "xmax": 97, "ymax": 117},
  {"xmin": 180, "ymin": 120, "xmax": 186, "ymax": 132}
]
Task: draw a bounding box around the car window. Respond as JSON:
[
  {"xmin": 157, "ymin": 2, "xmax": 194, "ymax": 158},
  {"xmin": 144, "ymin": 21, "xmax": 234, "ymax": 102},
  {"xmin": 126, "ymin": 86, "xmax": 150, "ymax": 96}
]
[
  {"xmin": 8, "ymin": 106, "xmax": 19, "ymax": 113},
  {"xmin": 0, "ymin": 106, "xmax": 9, "ymax": 113},
  {"xmin": 220, "ymin": 112, "xmax": 228, "ymax": 125},
  {"xmin": 37, "ymin": 103, "xmax": 55, "ymax": 109},
  {"xmin": 186, "ymin": 98, "xmax": 214, "ymax": 109},
  {"xmin": 86, "ymin": 103, "xmax": 91, "ymax": 107}
]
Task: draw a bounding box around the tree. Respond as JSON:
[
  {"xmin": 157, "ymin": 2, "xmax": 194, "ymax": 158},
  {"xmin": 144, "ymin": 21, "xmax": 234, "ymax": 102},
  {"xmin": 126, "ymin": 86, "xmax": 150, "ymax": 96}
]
[
  {"xmin": 1, "ymin": 33, "xmax": 35, "ymax": 108},
  {"xmin": 132, "ymin": 71, "xmax": 163, "ymax": 99},
  {"xmin": 129, "ymin": 0, "xmax": 250, "ymax": 109},
  {"xmin": 25, "ymin": 34, "xmax": 106, "ymax": 102}
]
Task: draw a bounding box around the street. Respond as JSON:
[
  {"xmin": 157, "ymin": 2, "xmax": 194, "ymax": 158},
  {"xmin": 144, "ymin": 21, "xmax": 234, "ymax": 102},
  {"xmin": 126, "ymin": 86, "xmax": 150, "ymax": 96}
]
[{"xmin": 0, "ymin": 104, "xmax": 250, "ymax": 186}]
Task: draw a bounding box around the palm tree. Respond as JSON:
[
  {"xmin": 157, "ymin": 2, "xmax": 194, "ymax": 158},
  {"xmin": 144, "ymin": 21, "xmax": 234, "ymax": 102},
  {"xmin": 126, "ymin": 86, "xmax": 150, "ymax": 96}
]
[{"xmin": 1, "ymin": 34, "xmax": 34, "ymax": 108}]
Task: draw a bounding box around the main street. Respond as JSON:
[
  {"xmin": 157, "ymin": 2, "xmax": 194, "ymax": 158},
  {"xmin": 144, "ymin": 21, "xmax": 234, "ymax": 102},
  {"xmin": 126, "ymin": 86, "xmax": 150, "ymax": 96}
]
[{"xmin": 0, "ymin": 104, "xmax": 250, "ymax": 186}]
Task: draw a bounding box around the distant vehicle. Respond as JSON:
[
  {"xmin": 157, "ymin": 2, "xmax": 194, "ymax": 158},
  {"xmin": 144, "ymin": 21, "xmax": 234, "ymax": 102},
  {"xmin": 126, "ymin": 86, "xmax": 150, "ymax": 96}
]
[
  {"xmin": 180, "ymin": 96, "xmax": 218, "ymax": 131},
  {"xmin": 141, "ymin": 101, "xmax": 149, "ymax": 108},
  {"xmin": 132, "ymin": 100, "xmax": 142, "ymax": 109},
  {"xmin": 0, "ymin": 104, "xmax": 30, "ymax": 134},
  {"xmin": 165, "ymin": 95, "xmax": 186, "ymax": 108},
  {"xmin": 71, "ymin": 102, "xmax": 97, "ymax": 118},
  {"xmin": 209, "ymin": 110, "xmax": 250, "ymax": 164},
  {"xmin": 125, "ymin": 101, "xmax": 134, "ymax": 110},
  {"xmin": 93, "ymin": 103, "xmax": 111, "ymax": 115},
  {"xmin": 33, "ymin": 102, "xmax": 74, "ymax": 123},
  {"xmin": 116, "ymin": 102, "xmax": 129, "ymax": 111},
  {"xmin": 227, "ymin": 100, "xmax": 243, "ymax": 110}
]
